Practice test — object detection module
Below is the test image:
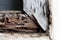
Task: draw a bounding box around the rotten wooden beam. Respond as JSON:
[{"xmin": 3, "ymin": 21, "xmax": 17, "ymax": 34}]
[{"xmin": 0, "ymin": 11, "xmax": 39, "ymax": 33}]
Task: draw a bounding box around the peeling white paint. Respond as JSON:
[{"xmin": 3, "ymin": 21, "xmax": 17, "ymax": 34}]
[{"xmin": 23, "ymin": 0, "xmax": 48, "ymax": 31}]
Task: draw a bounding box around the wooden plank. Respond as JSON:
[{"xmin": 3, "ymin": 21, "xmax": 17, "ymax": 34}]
[{"xmin": 0, "ymin": 11, "xmax": 38, "ymax": 33}]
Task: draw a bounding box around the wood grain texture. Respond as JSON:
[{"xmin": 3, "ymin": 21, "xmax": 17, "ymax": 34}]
[{"xmin": 0, "ymin": 11, "xmax": 38, "ymax": 33}]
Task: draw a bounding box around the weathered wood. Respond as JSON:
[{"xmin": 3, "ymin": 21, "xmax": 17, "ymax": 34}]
[{"xmin": 0, "ymin": 11, "xmax": 38, "ymax": 33}]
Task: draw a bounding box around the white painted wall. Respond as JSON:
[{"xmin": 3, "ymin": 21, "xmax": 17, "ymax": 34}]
[{"xmin": 51, "ymin": 0, "xmax": 60, "ymax": 40}]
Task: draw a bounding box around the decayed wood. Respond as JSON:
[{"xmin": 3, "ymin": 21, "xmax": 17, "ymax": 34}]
[{"xmin": 0, "ymin": 11, "xmax": 38, "ymax": 33}]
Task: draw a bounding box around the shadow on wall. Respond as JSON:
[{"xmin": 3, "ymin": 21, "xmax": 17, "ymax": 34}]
[{"xmin": 0, "ymin": 0, "xmax": 23, "ymax": 10}]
